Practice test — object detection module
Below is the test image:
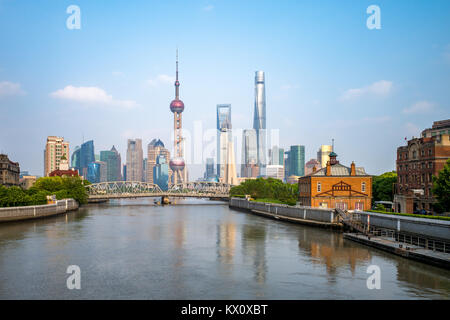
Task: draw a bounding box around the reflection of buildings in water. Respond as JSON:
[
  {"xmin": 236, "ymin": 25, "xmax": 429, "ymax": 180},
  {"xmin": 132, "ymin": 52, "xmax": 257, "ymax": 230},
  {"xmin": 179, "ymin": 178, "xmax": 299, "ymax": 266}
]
[
  {"xmin": 216, "ymin": 221, "xmax": 236, "ymax": 267},
  {"xmin": 241, "ymin": 224, "xmax": 267, "ymax": 284},
  {"xmin": 298, "ymin": 229, "xmax": 372, "ymax": 276},
  {"xmin": 173, "ymin": 214, "xmax": 186, "ymax": 268},
  {"xmin": 396, "ymin": 259, "xmax": 450, "ymax": 297}
]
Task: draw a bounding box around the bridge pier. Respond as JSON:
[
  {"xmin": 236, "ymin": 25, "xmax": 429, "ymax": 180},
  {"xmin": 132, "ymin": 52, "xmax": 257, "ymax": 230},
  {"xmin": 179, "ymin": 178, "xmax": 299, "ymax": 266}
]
[{"xmin": 161, "ymin": 196, "xmax": 170, "ymax": 205}]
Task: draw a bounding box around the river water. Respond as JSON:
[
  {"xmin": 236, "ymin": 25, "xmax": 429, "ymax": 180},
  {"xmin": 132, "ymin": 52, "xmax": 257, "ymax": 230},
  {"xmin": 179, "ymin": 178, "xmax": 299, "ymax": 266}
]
[{"xmin": 0, "ymin": 199, "xmax": 449, "ymax": 299}]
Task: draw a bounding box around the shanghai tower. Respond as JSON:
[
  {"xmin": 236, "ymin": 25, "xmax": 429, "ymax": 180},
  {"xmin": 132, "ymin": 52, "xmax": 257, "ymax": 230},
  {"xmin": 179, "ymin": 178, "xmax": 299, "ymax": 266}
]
[{"xmin": 253, "ymin": 71, "xmax": 266, "ymax": 175}]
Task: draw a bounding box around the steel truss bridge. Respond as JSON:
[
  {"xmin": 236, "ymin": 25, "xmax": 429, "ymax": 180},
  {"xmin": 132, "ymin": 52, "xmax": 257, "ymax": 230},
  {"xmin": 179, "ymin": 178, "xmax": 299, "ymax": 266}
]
[{"xmin": 86, "ymin": 181, "xmax": 231, "ymax": 200}]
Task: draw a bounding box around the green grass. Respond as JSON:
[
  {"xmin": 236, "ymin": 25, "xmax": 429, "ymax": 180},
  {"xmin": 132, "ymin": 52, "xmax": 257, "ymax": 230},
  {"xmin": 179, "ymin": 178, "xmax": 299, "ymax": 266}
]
[{"xmin": 367, "ymin": 210, "xmax": 450, "ymax": 221}]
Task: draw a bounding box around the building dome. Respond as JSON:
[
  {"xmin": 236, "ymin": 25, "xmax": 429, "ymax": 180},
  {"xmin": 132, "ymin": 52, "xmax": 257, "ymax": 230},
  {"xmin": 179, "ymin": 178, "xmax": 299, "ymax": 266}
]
[
  {"xmin": 170, "ymin": 99, "xmax": 184, "ymax": 113},
  {"xmin": 169, "ymin": 157, "xmax": 185, "ymax": 171}
]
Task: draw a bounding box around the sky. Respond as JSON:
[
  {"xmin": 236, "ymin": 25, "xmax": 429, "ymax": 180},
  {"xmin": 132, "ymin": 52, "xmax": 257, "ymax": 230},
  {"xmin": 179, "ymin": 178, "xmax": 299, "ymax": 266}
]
[{"xmin": 0, "ymin": 0, "xmax": 449, "ymax": 179}]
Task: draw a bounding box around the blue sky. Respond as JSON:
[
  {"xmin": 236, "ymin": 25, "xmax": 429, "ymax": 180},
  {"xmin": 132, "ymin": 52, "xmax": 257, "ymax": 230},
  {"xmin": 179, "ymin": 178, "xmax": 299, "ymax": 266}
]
[{"xmin": 0, "ymin": 0, "xmax": 449, "ymax": 178}]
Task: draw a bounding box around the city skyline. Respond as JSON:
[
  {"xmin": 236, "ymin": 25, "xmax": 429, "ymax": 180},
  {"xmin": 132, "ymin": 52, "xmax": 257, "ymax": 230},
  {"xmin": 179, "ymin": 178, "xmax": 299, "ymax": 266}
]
[{"xmin": 1, "ymin": 1, "xmax": 450, "ymax": 179}]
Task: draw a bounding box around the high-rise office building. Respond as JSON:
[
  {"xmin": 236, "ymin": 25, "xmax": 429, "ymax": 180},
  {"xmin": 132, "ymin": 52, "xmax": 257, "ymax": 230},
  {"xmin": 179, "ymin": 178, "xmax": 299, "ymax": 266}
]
[
  {"xmin": 269, "ymin": 146, "xmax": 284, "ymax": 166},
  {"xmin": 100, "ymin": 146, "xmax": 122, "ymax": 181},
  {"xmin": 86, "ymin": 161, "xmax": 107, "ymax": 183},
  {"xmin": 126, "ymin": 139, "xmax": 143, "ymax": 181},
  {"xmin": 223, "ymin": 140, "xmax": 238, "ymax": 185},
  {"xmin": 71, "ymin": 146, "xmax": 81, "ymax": 173},
  {"xmin": 143, "ymin": 158, "xmax": 147, "ymax": 182},
  {"xmin": 317, "ymin": 145, "xmax": 333, "ymax": 168},
  {"xmin": 122, "ymin": 164, "xmax": 127, "ymax": 181},
  {"xmin": 289, "ymin": 145, "xmax": 305, "ymax": 177},
  {"xmin": 253, "ymin": 71, "xmax": 267, "ymax": 176},
  {"xmin": 153, "ymin": 155, "xmax": 169, "ymax": 191},
  {"xmin": 44, "ymin": 136, "xmax": 70, "ymax": 176},
  {"xmin": 217, "ymin": 104, "xmax": 232, "ymax": 179},
  {"xmin": 241, "ymin": 129, "xmax": 258, "ymax": 178},
  {"xmin": 204, "ymin": 157, "xmax": 216, "ymax": 180},
  {"xmin": 147, "ymin": 139, "xmax": 171, "ymax": 185},
  {"xmin": 79, "ymin": 140, "xmax": 95, "ymax": 178}
]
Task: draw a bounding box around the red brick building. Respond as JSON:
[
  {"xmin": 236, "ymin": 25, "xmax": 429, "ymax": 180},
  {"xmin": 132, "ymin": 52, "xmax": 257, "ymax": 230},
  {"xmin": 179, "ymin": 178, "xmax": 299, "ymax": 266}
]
[
  {"xmin": 394, "ymin": 120, "xmax": 450, "ymax": 214},
  {"xmin": 298, "ymin": 153, "xmax": 372, "ymax": 211}
]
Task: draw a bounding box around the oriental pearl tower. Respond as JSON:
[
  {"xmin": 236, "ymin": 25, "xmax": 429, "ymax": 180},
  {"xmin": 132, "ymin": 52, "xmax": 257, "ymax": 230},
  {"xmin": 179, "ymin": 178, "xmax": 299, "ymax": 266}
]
[{"xmin": 169, "ymin": 50, "xmax": 186, "ymax": 185}]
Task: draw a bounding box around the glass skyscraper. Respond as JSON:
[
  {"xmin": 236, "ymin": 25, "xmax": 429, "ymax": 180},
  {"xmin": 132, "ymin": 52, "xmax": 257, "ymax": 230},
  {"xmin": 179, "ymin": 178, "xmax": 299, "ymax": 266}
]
[
  {"xmin": 80, "ymin": 140, "xmax": 95, "ymax": 178},
  {"xmin": 253, "ymin": 71, "xmax": 267, "ymax": 176},
  {"xmin": 216, "ymin": 104, "xmax": 232, "ymax": 179},
  {"xmin": 153, "ymin": 155, "xmax": 169, "ymax": 191},
  {"xmin": 100, "ymin": 145, "xmax": 122, "ymax": 181},
  {"xmin": 288, "ymin": 145, "xmax": 305, "ymax": 177},
  {"xmin": 241, "ymin": 129, "xmax": 258, "ymax": 177}
]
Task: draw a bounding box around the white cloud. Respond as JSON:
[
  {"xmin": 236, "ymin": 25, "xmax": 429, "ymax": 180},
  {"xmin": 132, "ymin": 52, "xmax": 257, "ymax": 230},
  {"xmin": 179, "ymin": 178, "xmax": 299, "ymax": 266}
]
[
  {"xmin": 203, "ymin": 4, "xmax": 214, "ymax": 11},
  {"xmin": 0, "ymin": 81, "xmax": 25, "ymax": 97},
  {"xmin": 340, "ymin": 80, "xmax": 393, "ymax": 101},
  {"xmin": 50, "ymin": 85, "xmax": 137, "ymax": 108},
  {"xmin": 403, "ymin": 100, "xmax": 434, "ymax": 114},
  {"xmin": 146, "ymin": 74, "xmax": 175, "ymax": 87}
]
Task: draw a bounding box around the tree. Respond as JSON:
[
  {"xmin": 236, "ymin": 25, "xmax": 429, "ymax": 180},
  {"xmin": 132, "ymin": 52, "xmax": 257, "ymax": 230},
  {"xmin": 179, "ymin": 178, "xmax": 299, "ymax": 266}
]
[
  {"xmin": 372, "ymin": 171, "xmax": 397, "ymax": 202},
  {"xmin": 432, "ymin": 159, "xmax": 450, "ymax": 213}
]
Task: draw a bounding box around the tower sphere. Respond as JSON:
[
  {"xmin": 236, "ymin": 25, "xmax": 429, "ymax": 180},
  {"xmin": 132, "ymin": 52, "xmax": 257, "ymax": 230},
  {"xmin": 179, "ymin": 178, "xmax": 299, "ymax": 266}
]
[
  {"xmin": 169, "ymin": 157, "xmax": 185, "ymax": 171},
  {"xmin": 170, "ymin": 99, "xmax": 185, "ymax": 113}
]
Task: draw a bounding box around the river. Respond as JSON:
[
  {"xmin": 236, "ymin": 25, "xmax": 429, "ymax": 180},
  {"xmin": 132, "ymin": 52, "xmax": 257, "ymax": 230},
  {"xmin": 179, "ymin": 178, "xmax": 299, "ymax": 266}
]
[{"xmin": 0, "ymin": 199, "xmax": 449, "ymax": 299}]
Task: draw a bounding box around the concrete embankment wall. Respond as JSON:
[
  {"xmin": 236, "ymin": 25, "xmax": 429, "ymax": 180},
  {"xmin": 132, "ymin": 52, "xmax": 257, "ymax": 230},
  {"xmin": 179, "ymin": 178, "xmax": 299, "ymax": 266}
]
[
  {"xmin": 357, "ymin": 211, "xmax": 450, "ymax": 241},
  {"xmin": 0, "ymin": 199, "xmax": 79, "ymax": 223},
  {"xmin": 229, "ymin": 198, "xmax": 340, "ymax": 227}
]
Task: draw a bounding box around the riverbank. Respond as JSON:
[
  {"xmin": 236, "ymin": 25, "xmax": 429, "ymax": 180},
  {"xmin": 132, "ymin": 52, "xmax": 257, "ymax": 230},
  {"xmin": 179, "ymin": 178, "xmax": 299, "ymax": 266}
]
[
  {"xmin": 229, "ymin": 197, "xmax": 450, "ymax": 269},
  {"xmin": 229, "ymin": 197, "xmax": 342, "ymax": 229},
  {"xmin": 0, "ymin": 199, "xmax": 79, "ymax": 223}
]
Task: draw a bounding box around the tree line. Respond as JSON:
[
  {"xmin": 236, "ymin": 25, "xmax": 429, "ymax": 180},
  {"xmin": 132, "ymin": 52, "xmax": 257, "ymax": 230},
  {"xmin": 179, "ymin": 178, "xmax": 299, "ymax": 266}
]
[{"xmin": 0, "ymin": 176, "xmax": 90, "ymax": 207}]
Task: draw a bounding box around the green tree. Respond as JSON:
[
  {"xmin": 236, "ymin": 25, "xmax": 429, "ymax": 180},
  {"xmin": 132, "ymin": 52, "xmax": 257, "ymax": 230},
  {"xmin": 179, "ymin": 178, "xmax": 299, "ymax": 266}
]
[
  {"xmin": 432, "ymin": 158, "xmax": 450, "ymax": 213},
  {"xmin": 372, "ymin": 171, "xmax": 397, "ymax": 202}
]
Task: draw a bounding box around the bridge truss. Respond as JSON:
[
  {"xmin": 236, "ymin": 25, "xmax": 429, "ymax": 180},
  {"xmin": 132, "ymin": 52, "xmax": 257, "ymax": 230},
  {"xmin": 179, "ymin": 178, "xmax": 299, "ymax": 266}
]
[{"xmin": 86, "ymin": 181, "xmax": 231, "ymax": 199}]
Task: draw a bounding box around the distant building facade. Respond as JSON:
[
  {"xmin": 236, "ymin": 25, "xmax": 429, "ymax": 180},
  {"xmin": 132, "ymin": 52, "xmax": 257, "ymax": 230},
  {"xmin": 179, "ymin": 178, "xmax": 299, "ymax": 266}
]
[
  {"xmin": 241, "ymin": 129, "xmax": 258, "ymax": 178},
  {"xmin": 317, "ymin": 145, "xmax": 333, "ymax": 168},
  {"xmin": 394, "ymin": 121, "xmax": 450, "ymax": 214},
  {"xmin": 44, "ymin": 136, "xmax": 69, "ymax": 176},
  {"xmin": 298, "ymin": 153, "xmax": 372, "ymax": 210},
  {"xmin": 217, "ymin": 104, "xmax": 232, "ymax": 179},
  {"xmin": 100, "ymin": 146, "xmax": 122, "ymax": 182},
  {"xmin": 253, "ymin": 71, "xmax": 267, "ymax": 176},
  {"xmin": 288, "ymin": 145, "xmax": 305, "ymax": 177},
  {"xmin": 147, "ymin": 139, "xmax": 171, "ymax": 185},
  {"xmin": 78, "ymin": 140, "xmax": 95, "ymax": 178},
  {"xmin": 86, "ymin": 161, "xmax": 107, "ymax": 183},
  {"xmin": 0, "ymin": 154, "xmax": 20, "ymax": 186},
  {"xmin": 266, "ymin": 165, "xmax": 284, "ymax": 181},
  {"xmin": 126, "ymin": 139, "xmax": 143, "ymax": 181},
  {"xmin": 153, "ymin": 155, "xmax": 169, "ymax": 191},
  {"xmin": 19, "ymin": 175, "xmax": 36, "ymax": 189},
  {"xmin": 305, "ymin": 158, "xmax": 321, "ymax": 176}
]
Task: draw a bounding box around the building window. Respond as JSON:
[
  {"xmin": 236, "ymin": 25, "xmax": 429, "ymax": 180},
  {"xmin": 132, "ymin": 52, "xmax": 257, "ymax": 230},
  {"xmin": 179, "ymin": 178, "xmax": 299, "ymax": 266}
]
[
  {"xmin": 317, "ymin": 182, "xmax": 321, "ymax": 193},
  {"xmin": 412, "ymin": 151, "xmax": 417, "ymax": 159},
  {"xmin": 428, "ymin": 149, "xmax": 432, "ymax": 156},
  {"xmin": 362, "ymin": 182, "xmax": 366, "ymax": 192}
]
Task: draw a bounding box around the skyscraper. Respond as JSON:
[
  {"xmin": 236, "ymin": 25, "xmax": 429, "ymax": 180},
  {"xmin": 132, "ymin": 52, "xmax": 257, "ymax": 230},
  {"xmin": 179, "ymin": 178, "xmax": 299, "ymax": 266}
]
[
  {"xmin": 253, "ymin": 71, "xmax": 267, "ymax": 175},
  {"xmin": 71, "ymin": 146, "xmax": 81, "ymax": 173},
  {"xmin": 289, "ymin": 145, "xmax": 305, "ymax": 177},
  {"xmin": 87, "ymin": 161, "xmax": 107, "ymax": 183},
  {"xmin": 147, "ymin": 139, "xmax": 171, "ymax": 184},
  {"xmin": 44, "ymin": 136, "xmax": 70, "ymax": 176},
  {"xmin": 317, "ymin": 145, "xmax": 333, "ymax": 168},
  {"xmin": 217, "ymin": 104, "xmax": 232, "ymax": 178},
  {"xmin": 80, "ymin": 140, "xmax": 95, "ymax": 178},
  {"xmin": 100, "ymin": 145, "xmax": 122, "ymax": 181},
  {"xmin": 153, "ymin": 155, "xmax": 169, "ymax": 191},
  {"xmin": 241, "ymin": 129, "xmax": 258, "ymax": 177},
  {"xmin": 126, "ymin": 139, "xmax": 143, "ymax": 181}
]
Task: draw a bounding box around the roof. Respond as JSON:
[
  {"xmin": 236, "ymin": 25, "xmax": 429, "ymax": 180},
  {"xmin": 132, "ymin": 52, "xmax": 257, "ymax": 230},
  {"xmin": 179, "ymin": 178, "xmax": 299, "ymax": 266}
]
[{"xmin": 308, "ymin": 163, "xmax": 369, "ymax": 176}]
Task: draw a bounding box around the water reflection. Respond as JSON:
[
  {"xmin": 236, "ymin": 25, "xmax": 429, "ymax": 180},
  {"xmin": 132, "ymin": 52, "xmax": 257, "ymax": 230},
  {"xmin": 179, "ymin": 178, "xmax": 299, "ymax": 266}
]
[{"xmin": 241, "ymin": 223, "xmax": 267, "ymax": 284}]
